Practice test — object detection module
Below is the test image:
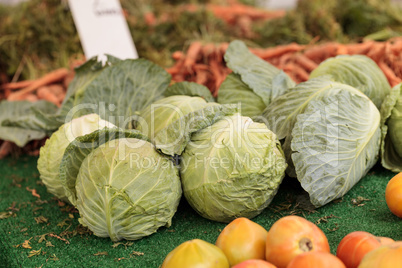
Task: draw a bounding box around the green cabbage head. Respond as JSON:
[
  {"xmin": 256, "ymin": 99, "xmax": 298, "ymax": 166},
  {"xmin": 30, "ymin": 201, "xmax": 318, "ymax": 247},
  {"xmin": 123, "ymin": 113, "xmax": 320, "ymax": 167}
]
[
  {"xmin": 75, "ymin": 138, "xmax": 182, "ymax": 241},
  {"xmin": 180, "ymin": 113, "xmax": 287, "ymax": 223},
  {"xmin": 37, "ymin": 113, "xmax": 116, "ymax": 201}
]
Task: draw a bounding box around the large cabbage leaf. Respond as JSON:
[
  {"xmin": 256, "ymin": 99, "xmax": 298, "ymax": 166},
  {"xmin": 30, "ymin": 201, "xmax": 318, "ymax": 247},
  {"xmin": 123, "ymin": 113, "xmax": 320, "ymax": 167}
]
[
  {"xmin": 135, "ymin": 95, "xmax": 210, "ymax": 140},
  {"xmin": 291, "ymin": 91, "xmax": 381, "ymax": 207},
  {"xmin": 164, "ymin": 81, "xmax": 215, "ymax": 102},
  {"xmin": 75, "ymin": 138, "xmax": 182, "ymax": 241},
  {"xmin": 309, "ymin": 55, "xmax": 391, "ymax": 109},
  {"xmin": 217, "ymin": 73, "xmax": 266, "ymax": 117},
  {"xmin": 380, "ymin": 83, "xmax": 402, "ymax": 172},
  {"xmin": 217, "ymin": 40, "xmax": 295, "ymax": 116},
  {"xmin": 60, "ymin": 128, "xmax": 149, "ymax": 205},
  {"xmin": 0, "ymin": 100, "xmax": 58, "ymax": 147},
  {"xmin": 71, "ymin": 58, "xmax": 171, "ymax": 127},
  {"xmin": 154, "ymin": 104, "xmax": 237, "ymax": 156},
  {"xmin": 261, "ymin": 78, "xmax": 363, "ymax": 140},
  {"xmin": 180, "ymin": 114, "xmax": 287, "ymax": 222}
]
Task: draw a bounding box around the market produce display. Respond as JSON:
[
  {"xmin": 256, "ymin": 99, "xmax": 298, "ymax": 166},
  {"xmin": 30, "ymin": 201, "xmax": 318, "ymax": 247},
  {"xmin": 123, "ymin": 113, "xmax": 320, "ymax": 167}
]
[{"xmin": 1, "ymin": 0, "xmax": 402, "ymax": 267}]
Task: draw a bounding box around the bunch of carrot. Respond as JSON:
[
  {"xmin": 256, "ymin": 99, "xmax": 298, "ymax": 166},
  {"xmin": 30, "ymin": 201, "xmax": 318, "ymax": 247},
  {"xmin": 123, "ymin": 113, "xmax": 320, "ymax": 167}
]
[
  {"xmin": 142, "ymin": 0, "xmax": 286, "ymax": 37},
  {"xmin": 0, "ymin": 64, "xmax": 78, "ymax": 106},
  {"xmin": 167, "ymin": 37, "xmax": 402, "ymax": 96}
]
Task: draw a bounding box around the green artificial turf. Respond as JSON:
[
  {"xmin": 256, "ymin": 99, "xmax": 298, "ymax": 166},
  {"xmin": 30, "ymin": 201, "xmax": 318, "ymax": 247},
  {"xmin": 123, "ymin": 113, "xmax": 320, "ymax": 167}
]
[{"xmin": 0, "ymin": 155, "xmax": 401, "ymax": 267}]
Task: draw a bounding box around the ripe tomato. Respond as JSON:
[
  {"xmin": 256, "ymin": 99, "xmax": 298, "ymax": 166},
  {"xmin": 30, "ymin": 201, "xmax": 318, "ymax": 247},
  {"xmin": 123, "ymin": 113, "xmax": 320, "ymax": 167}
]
[
  {"xmin": 287, "ymin": 251, "xmax": 345, "ymax": 268},
  {"xmin": 161, "ymin": 239, "xmax": 229, "ymax": 268},
  {"xmin": 215, "ymin": 217, "xmax": 268, "ymax": 266},
  {"xmin": 232, "ymin": 259, "xmax": 277, "ymax": 268},
  {"xmin": 385, "ymin": 172, "xmax": 402, "ymax": 218},
  {"xmin": 336, "ymin": 231, "xmax": 382, "ymax": 268},
  {"xmin": 358, "ymin": 241, "xmax": 402, "ymax": 268},
  {"xmin": 265, "ymin": 215, "xmax": 330, "ymax": 268}
]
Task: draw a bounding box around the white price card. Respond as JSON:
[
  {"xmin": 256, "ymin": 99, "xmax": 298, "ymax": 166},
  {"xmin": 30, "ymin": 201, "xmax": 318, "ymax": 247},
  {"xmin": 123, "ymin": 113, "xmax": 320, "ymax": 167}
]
[{"xmin": 68, "ymin": 0, "xmax": 138, "ymax": 60}]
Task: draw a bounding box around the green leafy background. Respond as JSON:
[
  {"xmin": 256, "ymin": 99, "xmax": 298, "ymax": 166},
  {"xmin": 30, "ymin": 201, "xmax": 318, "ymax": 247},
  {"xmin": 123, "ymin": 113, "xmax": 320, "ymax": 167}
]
[{"xmin": 0, "ymin": 156, "xmax": 400, "ymax": 267}]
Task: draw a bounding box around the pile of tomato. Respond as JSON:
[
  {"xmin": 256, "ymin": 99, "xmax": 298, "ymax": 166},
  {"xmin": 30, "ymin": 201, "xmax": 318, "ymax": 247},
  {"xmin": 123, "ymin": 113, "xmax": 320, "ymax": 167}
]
[{"xmin": 161, "ymin": 173, "xmax": 402, "ymax": 268}]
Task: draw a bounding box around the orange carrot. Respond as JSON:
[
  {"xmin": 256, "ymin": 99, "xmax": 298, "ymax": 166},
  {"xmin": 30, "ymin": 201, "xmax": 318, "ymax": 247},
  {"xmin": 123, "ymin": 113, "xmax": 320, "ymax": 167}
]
[
  {"xmin": 183, "ymin": 41, "xmax": 203, "ymax": 72},
  {"xmin": 378, "ymin": 60, "xmax": 401, "ymax": 86},
  {"xmin": 252, "ymin": 43, "xmax": 304, "ymax": 60},
  {"xmin": 172, "ymin": 51, "xmax": 184, "ymax": 61},
  {"xmin": 346, "ymin": 41, "xmax": 374, "ymax": 55},
  {"xmin": 7, "ymin": 68, "xmax": 69, "ymax": 101},
  {"xmin": 294, "ymin": 54, "xmax": 318, "ymax": 72},
  {"xmin": 0, "ymin": 80, "xmax": 34, "ymax": 90},
  {"xmin": 37, "ymin": 86, "xmax": 61, "ymax": 106}
]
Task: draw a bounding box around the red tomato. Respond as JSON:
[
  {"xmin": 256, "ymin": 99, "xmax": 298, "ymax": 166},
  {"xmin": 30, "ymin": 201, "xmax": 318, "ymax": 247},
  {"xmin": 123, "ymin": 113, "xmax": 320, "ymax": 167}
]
[
  {"xmin": 232, "ymin": 259, "xmax": 277, "ymax": 268},
  {"xmin": 287, "ymin": 251, "xmax": 346, "ymax": 268},
  {"xmin": 336, "ymin": 231, "xmax": 382, "ymax": 268},
  {"xmin": 358, "ymin": 241, "xmax": 402, "ymax": 268},
  {"xmin": 385, "ymin": 172, "xmax": 402, "ymax": 218},
  {"xmin": 265, "ymin": 215, "xmax": 330, "ymax": 268},
  {"xmin": 161, "ymin": 239, "xmax": 229, "ymax": 268},
  {"xmin": 216, "ymin": 217, "xmax": 268, "ymax": 266}
]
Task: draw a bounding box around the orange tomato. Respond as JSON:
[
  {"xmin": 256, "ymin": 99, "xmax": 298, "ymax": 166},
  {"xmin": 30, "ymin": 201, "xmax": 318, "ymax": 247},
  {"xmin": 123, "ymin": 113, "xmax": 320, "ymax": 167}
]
[
  {"xmin": 232, "ymin": 259, "xmax": 277, "ymax": 268},
  {"xmin": 161, "ymin": 239, "xmax": 229, "ymax": 268},
  {"xmin": 287, "ymin": 251, "xmax": 346, "ymax": 268},
  {"xmin": 215, "ymin": 217, "xmax": 268, "ymax": 266},
  {"xmin": 385, "ymin": 172, "xmax": 402, "ymax": 218},
  {"xmin": 265, "ymin": 215, "xmax": 330, "ymax": 268},
  {"xmin": 336, "ymin": 231, "xmax": 387, "ymax": 268},
  {"xmin": 358, "ymin": 241, "xmax": 402, "ymax": 268}
]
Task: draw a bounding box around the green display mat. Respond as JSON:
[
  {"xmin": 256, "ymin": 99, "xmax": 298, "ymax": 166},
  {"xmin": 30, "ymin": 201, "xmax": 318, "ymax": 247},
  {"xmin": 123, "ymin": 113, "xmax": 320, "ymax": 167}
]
[{"xmin": 0, "ymin": 156, "xmax": 401, "ymax": 267}]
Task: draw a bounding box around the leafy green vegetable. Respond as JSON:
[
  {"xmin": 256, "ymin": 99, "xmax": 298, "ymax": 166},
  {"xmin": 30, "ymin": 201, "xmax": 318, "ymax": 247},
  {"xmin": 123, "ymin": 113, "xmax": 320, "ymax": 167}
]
[
  {"xmin": 261, "ymin": 78, "xmax": 366, "ymax": 140},
  {"xmin": 310, "ymin": 55, "xmax": 391, "ymax": 108},
  {"xmin": 291, "ymin": 90, "xmax": 381, "ymax": 207},
  {"xmin": 37, "ymin": 114, "xmax": 116, "ymax": 201},
  {"xmin": 180, "ymin": 113, "xmax": 287, "ymax": 222},
  {"xmin": 0, "ymin": 100, "xmax": 58, "ymax": 147},
  {"xmin": 60, "ymin": 128, "xmax": 149, "ymax": 205},
  {"xmin": 72, "ymin": 59, "xmax": 171, "ymax": 127},
  {"xmin": 75, "ymin": 137, "xmax": 181, "ymax": 241},
  {"xmin": 222, "ymin": 40, "xmax": 295, "ymax": 107},
  {"xmin": 380, "ymin": 83, "xmax": 402, "ymax": 172},
  {"xmin": 154, "ymin": 104, "xmax": 237, "ymax": 156},
  {"xmin": 217, "ymin": 73, "xmax": 266, "ymax": 117},
  {"xmin": 164, "ymin": 81, "xmax": 215, "ymax": 102},
  {"xmin": 135, "ymin": 95, "xmax": 212, "ymax": 140}
]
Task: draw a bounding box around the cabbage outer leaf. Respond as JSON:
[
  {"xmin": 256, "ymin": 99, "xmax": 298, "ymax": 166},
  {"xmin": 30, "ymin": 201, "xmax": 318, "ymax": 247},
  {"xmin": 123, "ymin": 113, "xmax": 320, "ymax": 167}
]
[
  {"xmin": 261, "ymin": 78, "xmax": 365, "ymax": 140},
  {"xmin": 224, "ymin": 40, "xmax": 295, "ymax": 106},
  {"xmin": 0, "ymin": 100, "xmax": 58, "ymax": 146},
  {"xmin": 73, "ymin": 58, "xmax": 171, "ymax": 127},
  {"xmin": 164, "ymin": 81, "xmax": 215, "ymax": 102},
  {"xmin": 291, "ymin": 91, "xmax": 381, "ymax": 207},
  {"xmin": 217, "ymin": 73, "xmax": 266, "ymax": 117},
  {"xmin": 380, "ymin": 83, "xmax": 402, "ymax": 172},
  {"xmin": 310, "ymin": 55, "xmax": 391, "ymax": 109}
]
